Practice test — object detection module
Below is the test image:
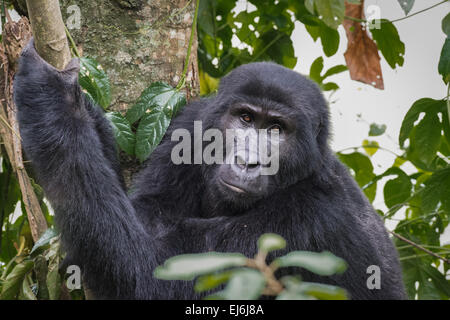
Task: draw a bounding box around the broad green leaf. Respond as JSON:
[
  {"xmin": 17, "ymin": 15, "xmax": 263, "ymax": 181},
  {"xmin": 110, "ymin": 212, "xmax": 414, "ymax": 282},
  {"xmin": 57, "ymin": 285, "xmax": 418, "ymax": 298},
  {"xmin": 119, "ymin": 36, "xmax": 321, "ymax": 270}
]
[
  {"xmin": 135, "ymin": 106, "xmax": 172, "ymax": 162},
  {"xmin": 370, "ymin": 20, "xmax": 405, "ymax": 69},
  {"xmin": 408, "ymin": 112, "xmax": 441, "ymax": 166},
  {"xmin": 79, "ymin": 57, "xmax": 111, "ymax": 109},
  {"xmin": 126, "ymin": 82, "xmax": 186, "ymax": 124},
  {"xmin": 369, "ymin": 123, "xmax": 387, "ymax": 136},
  {"xmin": 383, "ymin": 171, "xmax": 412, "ymax": 208},
  {"xmin": 221, "ymin": 269, "xmax": 265, "ymax": 300},
  {"xmin": 154, "ymin": 252, "xmax": 247, "ymax": 281},
  {"xmin": 273, "ymin": 251, "xmax": 347, "ymax": 276},
  {"xmin": 30, "ymin": 228, "xmax": 58, "ymax": 255},
  {"xmin": 438, "ymin": 38, "xmax": 450, "ymax": 84},
  {"xmin": 306, "ymin": 21, "xmax": 340, "ymax": 57},
  {"xmin": 397, "ymin": 0, "xmax": 415, "ymax": 15},
  {"xmin": 257, "ymin": 233, "xmax": 286, "ymax": 253},
  {"xmin": 0, "ymin": 260, "xmax": 34, "ymax": 299},
  {"xmin": 421, "ymin": 167, "xmax": 450, "ymax": 213},
  {"xmin": 195, "ymin": 271, "xmax": 233, "ymax": 293},
  {"xmin": 338, "ymin": 152, "xmax": 376, "ymax": 201},
  {"xmin": 399, "ymin": 98, "xmax": 445, "ymax": 147},
  {"xmin": 255, "ymin": 30, "xmax": 297, "ymax": 68},
  {"xmin": 313, "ymin": 0, "xmax": 345, "ymax": 29},
  {"xmin": 105, "ymin": 112, "xmax": 136, "ymax": 156}
]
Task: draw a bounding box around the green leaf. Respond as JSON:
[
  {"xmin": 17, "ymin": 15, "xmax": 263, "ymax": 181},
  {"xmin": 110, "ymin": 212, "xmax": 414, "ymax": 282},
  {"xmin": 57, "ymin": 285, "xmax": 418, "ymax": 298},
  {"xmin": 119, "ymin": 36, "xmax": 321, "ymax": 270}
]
[
  {"xmin": 273, "ymin": 251, "xmax": 347, "ymax": 276},
  {"xmin": 79, "ymin": 57, "xmax": 111, "ymax": 109},
  {"xmin": 383, "ymin": 171, "xmax": 412, "ymax": 208},
  {"xmin": 369, "ymin": 123, "xmax": 387, "ymax": 136},
  {"xmin": 322, "ymin": 64, "xmax": 347, "ymax": 79},
  {"xmin": 30, "ymin": 228, "xmax": 58, "ymax": 255},
  {"xmin": 442, "ymin": 12, "xmax": 450, "ymax": 37},
  {"xmin": 305, "ymin": 0, "xmax": 315, "ymax": 14},
  {"xmin": 397, "ymin": 0, "xmax": 415, "ymax": 15},
  {"xmin": 309, "ymin": 56, "xmax": 324, "ymax": 83},
  {"xmin": 362, "ymin": 140, "xmax": 379, "ymax": 157},
  {"xmin": 255, "ymin": 30, "xmax": 297, "ymax": 68},
  {"xmin": 195, "ymin": 271, "xmax": 233, "ymax": 293},
  {"xmin": 306, "ymin": 21, "xmax": 340, "ymax": 57},
  {"xmin": 19, "ymin": 276, "xmax": 37, "ymax": 300},
  {"xmin": 46, "ymin": 255, "xmax": 61, "ymax": 300},
  {"xmin": 257, "ymin": 233, "xmax": 287, "ymax": 253},
  {"xmin": 421, "ymin": 167, "xmax": 450, "ymax": 213},
  {"xmin": 399, "ymin": 98, "xmax": 445, "ymax": 147},
  {"xmin": 299, "ymin": 282, "xmax": 347, "ymax": 300},
  {"xmin": 370, "ymin": 20, "xmax": 405, "ymax": 69},
  {"xmin": 313, "ymin": 0, "xmax": 346, "ymax": 29},
  {"xmin": 135, "ymin": 106, "xmax": 172, "ymax": 162},
  {"xmin": 126, "ymin": 82, "xmax": 186, "ymax": 124},
  {"xmin": 105, "ymin": 112, "xmax": 136, "ymax": 156},
  {"xmin": 221, "ymin": 269, "xmax": 265, "ymax": 300},
  {"xmin": 408, "ymin": 112, "xmax": 442, "ymax": 166},
  {"xmin": 438, "ymin": 38, "xmax": 450, "ymax": 84},
  {"xmin": 321, "ymin": 82, "xmax": 339, "ymax": 91},
  {"xmin": 0, "ymin": 260, "xmax": 34, "ymax": 299},
  {"xmin": 154, "ymin": 252, "xmax": 247, "ymax": 281},
  {"xmin": 338, "ymin": 152, "xmax": 376, "ymax": 201}
]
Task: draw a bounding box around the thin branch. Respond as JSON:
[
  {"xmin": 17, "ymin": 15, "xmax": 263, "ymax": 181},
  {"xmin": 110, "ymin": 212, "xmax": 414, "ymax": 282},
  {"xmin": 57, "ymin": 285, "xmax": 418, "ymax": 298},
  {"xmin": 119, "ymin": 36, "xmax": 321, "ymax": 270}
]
[
  {"xmin": 344, "ymin": 0, "xmax": 449, "ymax": 24},
  {"xmin": 390, "ymin": 0, "xmax": 449, "ymax": 23},
  {"xmin": 390, "ymin": 231, "xmax": 450, "ymax": 264},
  {"xmin": 177, "ymin": 0, "xmax": 200, "ymax": 90}
]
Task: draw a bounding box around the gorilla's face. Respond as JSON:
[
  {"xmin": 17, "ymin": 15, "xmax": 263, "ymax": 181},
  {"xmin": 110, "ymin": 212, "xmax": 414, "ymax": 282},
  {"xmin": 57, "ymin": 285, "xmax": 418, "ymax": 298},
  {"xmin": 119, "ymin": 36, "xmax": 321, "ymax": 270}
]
[
  {"xmin": 215, "ymin": 102, "xmax": 294, "ymax": 200},
  {"xmin": 200, "ymin": 62, "xmax": 330, "ymax": 212}
]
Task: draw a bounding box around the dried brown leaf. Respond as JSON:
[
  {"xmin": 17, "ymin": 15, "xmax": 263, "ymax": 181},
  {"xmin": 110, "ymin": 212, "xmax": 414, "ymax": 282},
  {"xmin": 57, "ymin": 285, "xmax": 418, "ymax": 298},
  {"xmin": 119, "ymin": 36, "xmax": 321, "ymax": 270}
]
[{"xmin": 343, "ymin": 1, "xmax": 384, "ymax": 89}]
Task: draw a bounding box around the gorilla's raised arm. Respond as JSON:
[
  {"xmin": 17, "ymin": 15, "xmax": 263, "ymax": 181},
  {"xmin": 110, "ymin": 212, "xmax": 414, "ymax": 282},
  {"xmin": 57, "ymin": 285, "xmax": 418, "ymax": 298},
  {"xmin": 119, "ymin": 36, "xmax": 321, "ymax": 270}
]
[{"xmin": 13, "ymin": 40, "xmax": 164, "ymax": 299}]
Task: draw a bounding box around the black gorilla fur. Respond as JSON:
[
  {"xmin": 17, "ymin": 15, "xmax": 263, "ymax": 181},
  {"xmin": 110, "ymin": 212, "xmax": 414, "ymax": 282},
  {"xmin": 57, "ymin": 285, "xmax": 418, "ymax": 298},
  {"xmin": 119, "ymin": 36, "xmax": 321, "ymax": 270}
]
[{"xmin": 13, "ymin": 39, "xmax": 406, "ymax": 299}]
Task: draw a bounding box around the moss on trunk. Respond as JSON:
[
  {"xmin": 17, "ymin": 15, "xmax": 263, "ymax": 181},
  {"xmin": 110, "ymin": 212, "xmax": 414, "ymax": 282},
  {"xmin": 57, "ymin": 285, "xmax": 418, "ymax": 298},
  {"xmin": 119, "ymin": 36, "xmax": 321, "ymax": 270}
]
[{"xmin": 60, "ymin": 0, "xmax": 199, "ymax": 112}]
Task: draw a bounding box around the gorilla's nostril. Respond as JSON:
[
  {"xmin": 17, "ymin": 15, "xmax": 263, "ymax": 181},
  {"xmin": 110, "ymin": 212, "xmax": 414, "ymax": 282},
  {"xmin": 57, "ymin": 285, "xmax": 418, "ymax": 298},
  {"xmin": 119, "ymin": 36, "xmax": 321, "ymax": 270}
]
[
  {"xmin": 235, "ymin": 155, "xmax": 246, "ymax": 170},
  {"xmin": 247, "ymin": 162, "xmax": 260, "ymax": 170}
]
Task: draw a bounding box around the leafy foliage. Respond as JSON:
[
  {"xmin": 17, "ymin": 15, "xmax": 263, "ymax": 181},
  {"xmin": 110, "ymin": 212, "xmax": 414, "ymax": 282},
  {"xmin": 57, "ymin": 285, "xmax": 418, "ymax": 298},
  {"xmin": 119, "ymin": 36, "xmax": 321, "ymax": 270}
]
[
  {"xmin": 154, "ymin": 234, "xmax": 348, "ymax": 300},
  {"xmin": 79, "ymin": 57, "xmax": 111, "ymax": 110}
]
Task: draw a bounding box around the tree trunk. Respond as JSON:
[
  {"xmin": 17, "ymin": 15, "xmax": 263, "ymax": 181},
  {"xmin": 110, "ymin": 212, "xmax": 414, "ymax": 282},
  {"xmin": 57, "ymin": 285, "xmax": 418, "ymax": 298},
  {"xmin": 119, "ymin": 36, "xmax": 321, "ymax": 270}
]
[
  {"xmin": 25, "ymin": 0, "xmax": 71, "ymax": 70},
  {"xmin": 59, "ymin": 0, "xmax": 199, "ymax": 112}
]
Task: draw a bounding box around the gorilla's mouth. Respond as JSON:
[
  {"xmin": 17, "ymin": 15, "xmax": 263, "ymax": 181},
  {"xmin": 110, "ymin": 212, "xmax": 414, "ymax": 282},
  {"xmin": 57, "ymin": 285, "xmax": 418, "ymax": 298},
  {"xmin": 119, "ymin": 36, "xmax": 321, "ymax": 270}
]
[{"xmin": 219, "ymin": 177, "xmax": 247, "ymax": 193}]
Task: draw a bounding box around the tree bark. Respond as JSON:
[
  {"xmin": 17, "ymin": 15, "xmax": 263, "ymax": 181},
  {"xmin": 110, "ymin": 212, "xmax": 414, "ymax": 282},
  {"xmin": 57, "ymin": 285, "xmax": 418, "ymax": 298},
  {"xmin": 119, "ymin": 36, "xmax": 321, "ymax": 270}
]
[
  {"xmin": 25, "ymin": 0, "xmax": 71, "ymax": 70},
  {"xmin": 59, "ymin": 0, "xmax": 199, "ymax": 112},
  {"xmin": 0, "ymin": 17, "xmax": 48, "ymax": 242}
]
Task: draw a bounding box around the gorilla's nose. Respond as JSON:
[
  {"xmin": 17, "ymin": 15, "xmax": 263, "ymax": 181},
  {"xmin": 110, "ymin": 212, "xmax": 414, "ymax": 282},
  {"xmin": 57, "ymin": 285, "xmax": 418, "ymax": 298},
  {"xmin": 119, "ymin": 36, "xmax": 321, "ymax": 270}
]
[{"xmin": 233, "ymin": 154, "xmax": 261, "ymax": 174}]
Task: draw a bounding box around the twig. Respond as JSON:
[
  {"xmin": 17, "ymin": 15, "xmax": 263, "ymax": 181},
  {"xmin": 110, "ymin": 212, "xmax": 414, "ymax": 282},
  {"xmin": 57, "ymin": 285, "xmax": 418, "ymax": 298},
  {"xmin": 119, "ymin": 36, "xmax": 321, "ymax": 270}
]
[
  {"xmin": 390, "ymin": 231, "xmax": 450, "ymax": 264},
  {"xmin": 177, "ymin": 0, "xmax": 200, "ymax": 90},
  {"xmin": 344, "ymin": 0, "xmax": 449, "ymax": 24}
]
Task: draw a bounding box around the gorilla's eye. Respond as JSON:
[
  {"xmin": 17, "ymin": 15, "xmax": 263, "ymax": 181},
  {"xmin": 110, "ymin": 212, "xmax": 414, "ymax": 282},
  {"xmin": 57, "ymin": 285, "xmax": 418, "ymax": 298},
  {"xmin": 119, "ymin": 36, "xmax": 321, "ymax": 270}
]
[
  {"xmin": 268, "ymin": 124, "xmax": 282, "ymax": 133},
  {"xmin": 240, "ymin": 113, "xmax": 253, "ymax": 123}
]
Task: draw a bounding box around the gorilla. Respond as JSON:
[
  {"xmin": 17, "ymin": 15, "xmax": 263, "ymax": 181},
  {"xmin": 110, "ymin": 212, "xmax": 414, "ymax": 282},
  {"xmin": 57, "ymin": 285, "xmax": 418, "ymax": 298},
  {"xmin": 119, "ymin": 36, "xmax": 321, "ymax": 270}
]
[{"xmin": 13, "ymin": 39, "xmax": 406, "ymax": 300}]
